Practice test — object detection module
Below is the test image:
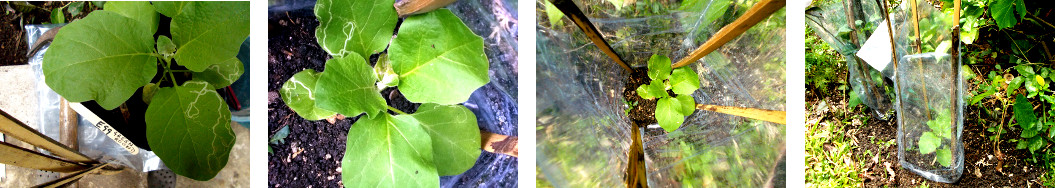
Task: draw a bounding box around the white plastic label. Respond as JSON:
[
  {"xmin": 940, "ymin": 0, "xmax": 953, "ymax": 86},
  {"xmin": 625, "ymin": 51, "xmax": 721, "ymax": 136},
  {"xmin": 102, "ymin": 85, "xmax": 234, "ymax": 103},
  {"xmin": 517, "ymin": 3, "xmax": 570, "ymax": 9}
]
[
  {"xmin": 857, "ymin": 20, "xmax": 895, "ymax": 72},
  {"xmin": 69, "ymin": 103, "xmax": 140, "ymax": 155}
]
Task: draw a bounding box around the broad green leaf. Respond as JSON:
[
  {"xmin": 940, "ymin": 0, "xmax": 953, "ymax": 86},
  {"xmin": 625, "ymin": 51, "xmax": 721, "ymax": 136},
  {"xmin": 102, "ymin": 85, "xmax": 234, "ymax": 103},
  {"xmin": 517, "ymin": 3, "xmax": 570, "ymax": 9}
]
[
  {"xmin": 67, "ymin": 2, "xmax": 84, "ymax": 16},
  {"xmin": 670, "ymin": 67, "xmax": 700, "ymax": 95},
  {"xmin": 315, "ymin": 0, "xmax": 397, "ymax": 57},
  {"xmin": 918, "ymin": 132, "xmax": 940, "ymax": 154},
  {"xmin": 104, "ymin": 1, "xmax": 157, "ymax": 34},
  {"xmin": 43, "ymin": 10, "xmax": 157, "ymax": 110},
  {"xmin": 1014, "ymin": 94, "xmax": 1037, "ymax": 131},
  {"xmin": 343, "ymin": 114, "xmax": 439, "ymax": 187},
  {"xmin": 936, "ymin": 148, "xmax": 952, "ymax": 167},
  {"xmin": 411, "ymin": 104, "xmax": 481, "ymax": 175},
  {"xmin": 150, "ymin": 1, "xmax": 188, "ymax": 17},
  {"xmin": 280, "ymin": 69, "xmax": 337, "ymax": 120},
  {"xmin": 969, "ymin": 86, "xmax": 995, "ymax": 105},
  {"xmin": 391, "ymin": 9, "xmax": 489, "ymax": 105},
  {"xmin": 992, "ymin": 0, "xmax": 1017, "ymax": 29},
  {"xmin": 51, "ymin": 8, "xmax": 65, "ymax": 24},
  {"xmin": 145, "ymin": 81, "xmax": 235, "ymax": 181},
  {"xmin": 315, "ymin": 53, "xmax": 387, "ymax": 118},
  {"xmin": 194, "ymin": 56, "xmax": 244, "ymax": 90},
  {"xmin": 160, "ymin": 1, "xmax": 249, "ymax": 72},
  {"xmin": 636, "ymin": 80, "xmax": 667, "ymax": 99},
  {"xmin": 1028, "ymin": 136, "xmax": 1046, "ymax": 153},
  {"xmin": 156, "ymin": 35, "xmax": 176, "ymax": 57},
  {"xmin": 656, "ymin": 97, "xmax": 684, "ymax": 132},
  {"xmin": 848, "ymin": 90, "xmax": 863, "ymax": 108},
  {"xmin": 675, "ymin": 95, "xmax": 695, "ymax": 116},
  {"xmin": 647, "ymin": 54, "xmax": 672, "ymax": 81}
]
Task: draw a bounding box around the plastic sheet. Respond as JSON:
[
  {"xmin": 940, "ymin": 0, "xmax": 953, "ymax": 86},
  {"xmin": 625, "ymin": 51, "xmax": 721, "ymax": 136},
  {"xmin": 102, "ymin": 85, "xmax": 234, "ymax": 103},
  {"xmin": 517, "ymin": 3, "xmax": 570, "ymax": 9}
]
[
  {"xmin": 892, "ymin": 0, "xmax": 963, "ymax": 183},
  {"xmin": 805, "ymin": 0, "xmax": 895, "ymax": 119},
  {"xmin": 25, "ymin": 24, "xmax": 161, "ymax": 173},
  {"xmin": 536, "ymin": 0, "xmax": 785, "ymax": 186}
]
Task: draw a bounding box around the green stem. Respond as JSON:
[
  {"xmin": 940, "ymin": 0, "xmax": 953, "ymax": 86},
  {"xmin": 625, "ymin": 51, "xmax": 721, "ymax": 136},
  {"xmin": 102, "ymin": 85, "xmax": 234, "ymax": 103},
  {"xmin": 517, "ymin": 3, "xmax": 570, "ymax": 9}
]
[{"xmin": 387, "ymin": 106, "xmax": 407, "ymax": 115}]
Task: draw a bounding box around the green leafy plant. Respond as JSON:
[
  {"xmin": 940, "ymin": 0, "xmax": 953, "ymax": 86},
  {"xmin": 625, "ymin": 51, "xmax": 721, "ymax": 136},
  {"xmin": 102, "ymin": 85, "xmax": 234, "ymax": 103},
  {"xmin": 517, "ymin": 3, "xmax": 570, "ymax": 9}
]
[
  {"xmin": 635, "ymin": 54, "xmax": 701, "ymax": 132},
  {"xmin": 268, "ymin": 126, "xmax": 291, "ymax": 154},
  {"xmin": 42, "ymin": 1, "xmax": 247, "ymax": 181},
  {"xmin": 917, "ymin": 110, "xmax": 954, "ymax": 167},
  {"xmin": 279, "ymin": 0, "xmax": 489, "ymax": 186}
]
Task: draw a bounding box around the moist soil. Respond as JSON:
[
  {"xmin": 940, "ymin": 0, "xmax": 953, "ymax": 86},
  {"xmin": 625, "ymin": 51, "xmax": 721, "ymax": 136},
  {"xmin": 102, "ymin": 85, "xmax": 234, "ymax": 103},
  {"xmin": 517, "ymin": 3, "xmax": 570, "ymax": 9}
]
[
  {"xmin": 267, "ymin": 8, "xmax": 421, "ymax": 188},
  {"xmin": 625, "ymin": 67, "xmax": 658, "ymax": 126},
  {"xmin": 0, "ymin": 2, "xmax": 99, "ymax": 66}
]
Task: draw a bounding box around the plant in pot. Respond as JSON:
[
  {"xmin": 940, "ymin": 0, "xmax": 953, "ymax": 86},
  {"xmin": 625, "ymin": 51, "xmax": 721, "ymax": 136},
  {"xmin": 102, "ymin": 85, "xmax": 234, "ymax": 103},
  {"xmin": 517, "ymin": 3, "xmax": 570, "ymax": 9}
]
[
  {"xmin": 42, "ymin": 1, "xmax": 248, "ymax": 181},
  {"xmin": 545, "ymin": 0, "xmax": 786, "ymax": 186},
  {"xmin": 277, "ymin": 0, "xmax": 504, "ymax": 186}
]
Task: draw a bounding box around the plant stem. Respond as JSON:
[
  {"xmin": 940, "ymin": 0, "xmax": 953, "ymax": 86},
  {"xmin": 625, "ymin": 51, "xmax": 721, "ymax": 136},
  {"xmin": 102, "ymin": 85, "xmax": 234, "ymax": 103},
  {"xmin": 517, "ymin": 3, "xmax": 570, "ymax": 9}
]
[{"xmin": 387, "ymin": 106, "xmax": 407, "ymax": 115}]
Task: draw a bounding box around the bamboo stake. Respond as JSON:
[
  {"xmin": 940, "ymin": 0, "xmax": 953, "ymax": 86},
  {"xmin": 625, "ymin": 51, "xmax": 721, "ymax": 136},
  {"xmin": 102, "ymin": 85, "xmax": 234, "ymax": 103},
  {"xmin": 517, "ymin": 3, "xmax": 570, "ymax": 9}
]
[
  {"xmin": 671, "ymin": 0, "xmax": 785, "ymax": 68},
  {"xmin": 624, "ymin": 123, "xmax": 647, "ymax": 188},
  {"xmin": 0, "ymin": 109, "xmax": 94, "ymax": 163},
  {"xmin": 481, "ymin": 131, "xmax": 518, "ymax": 157},
  {"xmin": 548, "ymin": 0, "xmax": 632, "ymax": 72},
  {"xmin": 696, "ymin": 104, "xmax": 785, "ymax": 124}
]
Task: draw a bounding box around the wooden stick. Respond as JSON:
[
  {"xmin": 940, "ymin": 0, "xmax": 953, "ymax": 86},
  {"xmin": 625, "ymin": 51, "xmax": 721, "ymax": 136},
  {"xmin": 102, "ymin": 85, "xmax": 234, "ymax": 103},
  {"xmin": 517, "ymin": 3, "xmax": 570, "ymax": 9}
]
[
  {"xmin": 672, "ymin": 0, "xmax": 785, "ymax": 68},
  {"xmin": 696, "ymin": 104, "xmax": 785, "ymax": 124},
  {"xmin": 624, "ymin": 124, "xmax": 647, "ymax": 188},
  {"xmin": 481, "ymin": 131, "xmax": 518, "ymax": 157},
  {"xmin": 0, "ymin": 109, "xmax": 94, "ymax": 163},
  {"xmin": 549, "ymin": 0, "xmax": 632, "ymax": 72}
]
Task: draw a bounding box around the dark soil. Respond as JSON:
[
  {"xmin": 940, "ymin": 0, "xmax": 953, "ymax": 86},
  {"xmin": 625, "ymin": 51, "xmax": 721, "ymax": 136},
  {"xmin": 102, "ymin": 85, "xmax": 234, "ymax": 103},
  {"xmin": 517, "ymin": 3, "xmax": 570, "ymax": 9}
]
[
  {"xmin": 267, "ymin": 8, "xmax": 345, "ymax": 188},
  {"xmin": 0, "ymin": 1, "xmax": 98, "ymax": 66},
  {"xmin": 624, "ymin": 67, "xmax": 658, "ymax": 126}
]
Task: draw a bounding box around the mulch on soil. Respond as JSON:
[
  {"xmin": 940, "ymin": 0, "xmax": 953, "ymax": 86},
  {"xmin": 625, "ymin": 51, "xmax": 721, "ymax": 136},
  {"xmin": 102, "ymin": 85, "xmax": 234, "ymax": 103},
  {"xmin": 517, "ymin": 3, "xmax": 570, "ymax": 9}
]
[{"xmin": 807, "ymin": 77, "xmax": 1042, "ymax": 187}]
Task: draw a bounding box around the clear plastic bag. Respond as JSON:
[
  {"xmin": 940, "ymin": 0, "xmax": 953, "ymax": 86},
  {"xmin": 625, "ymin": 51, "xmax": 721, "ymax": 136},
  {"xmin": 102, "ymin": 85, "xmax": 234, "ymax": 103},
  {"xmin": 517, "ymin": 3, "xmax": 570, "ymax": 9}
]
[
  {"xmin": 892, "ymin": 0, "xmax": 963, "ymax": 183},
  {"xmin": 805, "ymin": 0, "xmax": 895, "ymax": 119},
  {"xmin": 537, "ymin": 0, "xmax": 785, "ymax": 186}
]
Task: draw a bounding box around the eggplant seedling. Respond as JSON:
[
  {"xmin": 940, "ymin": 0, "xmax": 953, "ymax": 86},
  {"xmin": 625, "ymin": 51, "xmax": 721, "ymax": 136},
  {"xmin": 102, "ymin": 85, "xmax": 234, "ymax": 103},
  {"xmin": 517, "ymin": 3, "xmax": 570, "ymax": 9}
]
[
  {"xmin": 279, "ymin": 0, "xmax": 490, "ymax": 186},
  {"xmin": 42, "ymin": 1, "xmax": 248, "ymax": 181}
]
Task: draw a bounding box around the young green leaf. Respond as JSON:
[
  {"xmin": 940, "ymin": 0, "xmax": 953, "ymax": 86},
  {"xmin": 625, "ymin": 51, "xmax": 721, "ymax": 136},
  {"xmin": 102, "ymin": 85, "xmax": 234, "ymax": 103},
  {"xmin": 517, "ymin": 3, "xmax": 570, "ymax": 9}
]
[
  {"xmin": 936, "ymin": 148, "xmax": 952, "ymax": 167},
  {"xmin": 142, "ymin": 83, "xmax": 159, "ymax": 104},
  {"xmin": 670, "ymin": 67, "xmax": 700, "ymax": 95},
  {"xmin": 391, "ymin": 9, "xmax": 489, "ymax": 105},
  {"xmin": 656, "ymin": 97, "xmax": 684, "ymax": 132},
  {"xmin": 145, "ymin": 81, "xmax": 235, "ymax": 181},
  {"xmin": 544, "ymin": 1, "xmax": 564, "ymax": 27},
  {"xmin": 194, "ymin": 57, "xmax": 245, "ymax": 90},
  {"xmin": 156, "ymin": 35, "xmax": 176, "ymax": 56},
  {"xmin": 156, "ymin": 1, "xmax": 249, "ymax": 72},
  {"xmin": 281, "ymin": 69, "xmax": 337, "ymax": 120},
  {"xmin": 104, "ymin": 1, "xmax": 158, "ymax": 34},
  {"xmin": 411, "ymin": 103, "xmax": 481, "ymax": 175},
  {"xmin": 315, "ymin": 53, "xmax": 387, "ymax": 118},
  {"xmin": 636, "ymin": 80, "xmax": 666, "ymax": 99},
  {"xmin": 1028, "ymin": 136, "xmax": 1046, "ymax": 153},
  {"xmin": 51, "ymin": 8, "xmax": 65, "ymax": 24},
  {"xmin": 675, "ymin": 94, "xmax": 695, "ymax": 116},
  {"xmin": 314, "ymin": 0, "xmax": 397, "ymax": 57},
  {"xmin": 647, "ymin": 54, "xmax": 672, "ymax": 81},
  {"xmin": 43, "ymin": 10, "xmax": 158, "ymax": 110},
  {"xmin": 270, "ymin": 126, "xmax": 291, "ymax": 144},
  {"xmin": 343, "ymin": 114, "xmax": 439, "ymax": 187},
  {"xmin": 918, "ymin": 132, "xmax": 941, "ymax": 155}
]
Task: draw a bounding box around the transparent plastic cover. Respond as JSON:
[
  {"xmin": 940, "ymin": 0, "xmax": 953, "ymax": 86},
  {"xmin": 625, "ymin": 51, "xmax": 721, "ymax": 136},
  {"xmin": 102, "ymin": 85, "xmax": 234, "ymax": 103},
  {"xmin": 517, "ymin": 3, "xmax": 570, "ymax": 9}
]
[{"xmin": 537, "ymin": 0, "xmax": 785, "ymax": 186}]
